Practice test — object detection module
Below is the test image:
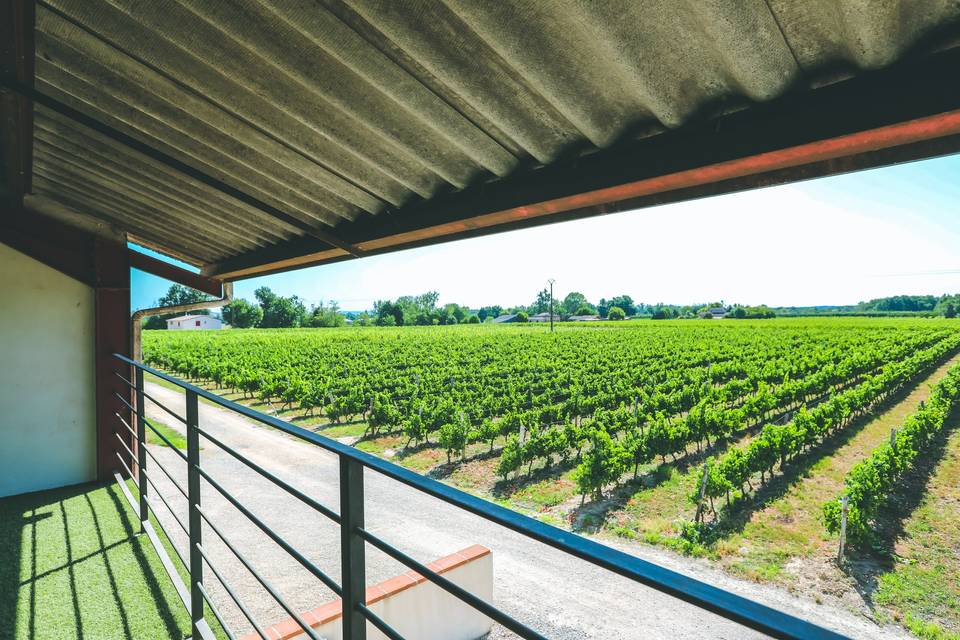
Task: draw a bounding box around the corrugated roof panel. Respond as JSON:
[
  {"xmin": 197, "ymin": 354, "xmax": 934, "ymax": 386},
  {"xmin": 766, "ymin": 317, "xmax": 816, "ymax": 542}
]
[{"xmin": 24, "ymin": 0, "xmax": 960, "ymax": 270}]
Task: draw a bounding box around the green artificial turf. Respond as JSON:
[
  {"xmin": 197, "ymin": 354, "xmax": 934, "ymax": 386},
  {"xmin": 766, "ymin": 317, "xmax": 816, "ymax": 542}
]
[{"xmin": 0, "ymin": 481, "xmax": 195, "ymax": 639}]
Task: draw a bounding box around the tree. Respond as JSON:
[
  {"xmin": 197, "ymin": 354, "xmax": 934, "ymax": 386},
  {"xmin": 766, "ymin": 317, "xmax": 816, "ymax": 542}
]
[
  {"xmin": 608, "ymin": 295, "xmax": 636, "ymax": 317},
  {"xmin": 222, "ymin": 298, "xmax": 262, "ymax": 328},
  {"xmin": 477, "ymin": 306, "xmax": 503, "ymax": 322},
  {"xmin": 946, "ymin": 303, "xmax": 957, "ymax": 318},
  {"xmin": 607, "ymin": 306, "xmax": 626, "ymax": 320},
  {"xmin": 373, "ymin": 292, "xmax": 441, "ymax": 326},
  {"xmin": 467, "ymin": 314, "xmax": 480, "ymax": 324},
  {"xmin": 306, "ymin": 300, "xmax": 345, "ymax": 328},
  {"xmin": 374, "ymin": 299, "xmax": 404, "ymax": 326},
  {"xmin": 562, "ymin": 292, "xmax": 592, "ymax": 316},
  {"xmin": 255, "ymin": 287, "xmax": 306, "ymax": 328},
  {"xmin": 515, "ymin": 311, "xmax": 529, "ymax": 323},
  {"xmin": 530, "ymin": 288, "xmax": 551, "ymax": 314},
  {"xmin": 143, "ymin": 284, "xmax": 214, "ymax": 329},
  {"xmin": 353, "ymin": 312, "xmax": 373, "ymax": 326}
]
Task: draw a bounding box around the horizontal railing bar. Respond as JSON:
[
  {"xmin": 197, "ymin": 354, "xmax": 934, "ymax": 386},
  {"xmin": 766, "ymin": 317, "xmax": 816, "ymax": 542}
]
[
  {"xmin": 197, "ymin": 543, "xmax": 268, "ymax": 640},
  {"xmin": 196, "ymin": 581, "xmax": 237, "ymax": 640},
  {"xmin": 114, "ymin": 451, "xmax": 138, "ymax": 494},
  {"xmin": 114, "ymin": 368, "xmax": 189, "ymax": 426},
  {"xmin": 114, "ymin": 411, "xmax": 138, "ymax": 441},
  {"xmin": 113, "ymin": 432, "xmax": 138, "ymax": 469},
  {"xmin": 195, "ymin": 505, "xmax": 323, "ymax": 640},
  {"xmin": 357, "ymin": 603, "xmax": 405, "ymax": 640},
  {"xmin": 358, "ymin": 527, "xmax": 544, "ymax": 640},
  {"xmin": 114, "ymin": 391, "xmax": 189, "ymax": 463},
  {"xmin": 196, "ymin": 465, "xmax": 342, "ymax": 596},
  {"xmin": 139, "ymin": 436, "xmax": 190, "ymax": 501},
  {"xmin": 113, "ymin": 369, "xmax": 135, "ymax": 390},
  {"xmin": 141, "ymin": 471, "xmax": 190, "ymax": 539},
  {"xmin": 144, "ymin": 389, "xmax": 189, "ymax": 426},
  {"xmin": 196, "ymin": 582, "xmax": 237, "ymax": 640},
  {"xmin": 117, "ymin": 354, "xmax": 845, "ymax": 640},
  {"xmin": 196, "ymin": 425, "xmax": 340, "ymax": 524}
]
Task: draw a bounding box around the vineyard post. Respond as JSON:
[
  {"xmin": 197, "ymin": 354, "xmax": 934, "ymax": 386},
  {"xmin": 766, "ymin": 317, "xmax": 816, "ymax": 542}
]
[
  {"xmin": 548, "ymin": 278, "xmax": 555, "ymax": 333},
  {"xmin": 695, "ymin": 463, "xmax": 710, "ymax": 524},
  {"xmin": 890, "ymin": 428, "xmax": 897, "ymax": 451},
  {"xmin": 837, "ymin": 495, "xmax": 849, "ymax": 563}
]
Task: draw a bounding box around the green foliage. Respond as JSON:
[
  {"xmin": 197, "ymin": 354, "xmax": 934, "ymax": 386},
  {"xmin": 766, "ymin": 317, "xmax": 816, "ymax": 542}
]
[
  {"xmin": 607, "ymin": 306, "xmax": 626, "ymax": 321},
  {"xmin": 573, "ymin": 429, "xmax": 627, "ymax": 499},
  {"xmin": 729, "ymin": 305, "xmax": 776, "ymax": 319},
  {"xmin": 823, "ymin": 362, "xmax": 960, "ymax": 542},
  {"xmin": 142, "ymin": 320, "xmax": 960, "ymax": 509},
  {"xmin": 598, "ymin": 295, "xmax": 636, "ymax": 318},
  {"xmin": 143, "ymin": 284, "xmax": 214, "ymax": 330},
  {"xmin": 704, "ymin": 335, "xmax": 960, "ymax": 518},
  {"xmin": 306, "ymin": 300, "xmax": 345, "ymax": 328},
  {"xmin": 438, "ymin": 417, "xmax": 470, "ymax": 463},
  {"xmin": 222, "ymin": 298, "xmax": 262, "ymax": 328},
  {"xmin": 497, "ymin": 434, "xmax": 524, "ymax": 479},
  {"xmin": 515, "ymin": 311, "xmax": 529, "ymax": 323},
  {"xmin": 562, "ymin": 292, "xmax": 593, "ymax": 316},
  {"xmin": 255, "ymin": 287, "xmax": 306, "ymax": 328},
  {"xmin": 476, "ymin": 306, "xmax": 503, "ymax": 322},
  {"xmin": 530, "ymin": 288, "xmax": 552, "ymax": 314}
]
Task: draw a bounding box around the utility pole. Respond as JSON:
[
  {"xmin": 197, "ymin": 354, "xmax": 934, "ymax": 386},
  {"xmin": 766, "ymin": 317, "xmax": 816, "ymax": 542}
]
[{"xmin": 548, "ymin": 278, "xmax": 556, "ymax": 333}]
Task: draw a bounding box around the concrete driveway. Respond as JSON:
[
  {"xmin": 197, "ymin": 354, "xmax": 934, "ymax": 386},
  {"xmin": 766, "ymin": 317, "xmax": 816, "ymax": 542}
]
[{"xmin": 140, "ymin": 381, "xmax": 907, "ymax": 640}]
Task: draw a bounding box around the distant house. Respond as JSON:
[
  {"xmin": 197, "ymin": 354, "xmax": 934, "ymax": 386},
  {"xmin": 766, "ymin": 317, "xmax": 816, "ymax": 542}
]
[
  {"xmin": 492, "ymin": 314, "xmax": 520, "ymax": 323},
  {"xmin": 568, "ymin": 314, "xmax": 600, "ymax": 322},
  {"xmin": 166, "ymin": 314, "xmax": 222, "ymax": 330},
  {"xmin": 528, "ymin": 312, "xmax": 561, "ymax": 323},
  {"xmin": 699, "ymin": 307, "xmax": 728, "ymax": 319}
]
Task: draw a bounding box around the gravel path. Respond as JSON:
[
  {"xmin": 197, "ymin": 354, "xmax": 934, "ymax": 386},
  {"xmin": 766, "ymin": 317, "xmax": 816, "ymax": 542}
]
[{"xmin": 141, "ymin": 381, "xmax": 911, "ymax": 640}]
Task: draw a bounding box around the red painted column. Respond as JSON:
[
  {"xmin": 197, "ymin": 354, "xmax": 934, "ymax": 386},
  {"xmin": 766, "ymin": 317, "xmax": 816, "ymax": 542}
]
[{"xmin": 93, "ymin": 237, "xmax": 131, "ymax": 480}]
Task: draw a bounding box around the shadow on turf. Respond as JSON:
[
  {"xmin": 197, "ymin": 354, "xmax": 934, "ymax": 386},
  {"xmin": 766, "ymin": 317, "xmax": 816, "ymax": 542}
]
[{"xmin": 0, "ymin": 481, "xmax": 186, "ymax": 640}]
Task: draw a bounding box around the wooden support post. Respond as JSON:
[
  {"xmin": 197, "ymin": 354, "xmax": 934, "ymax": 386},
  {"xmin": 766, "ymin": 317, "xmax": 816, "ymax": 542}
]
[{"xmin": 94, "ymin": 237, "xmax": 131, "ymax": 480}]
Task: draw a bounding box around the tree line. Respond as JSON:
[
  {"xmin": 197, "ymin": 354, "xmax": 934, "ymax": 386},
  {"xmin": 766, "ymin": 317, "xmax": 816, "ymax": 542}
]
[
  {"xmin": 143, "ymin": 285, "xmax": 346, "ymax": 329},
  {"xmin": 144, "ymin": 283, "xmax": 785, "ymax": 330}
]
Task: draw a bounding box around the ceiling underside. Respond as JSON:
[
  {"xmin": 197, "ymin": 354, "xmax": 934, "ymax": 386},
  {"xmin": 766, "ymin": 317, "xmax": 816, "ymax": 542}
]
[{"xmin": 9, "ymin": 0, "xmax": 960, "ymax": 278}]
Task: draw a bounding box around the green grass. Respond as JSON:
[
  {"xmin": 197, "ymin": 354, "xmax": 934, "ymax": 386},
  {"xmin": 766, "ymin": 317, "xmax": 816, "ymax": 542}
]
[
  {"xmin": 145, "ymin": 420, "xmax": 187, "ymax": 450},
  {"xmin": 871, "ymin": 425, "xmax": 960, "ymax": 638},
  {"xmin": 0, "ymin": 481, "xmax": 201, "ymax": 639}
]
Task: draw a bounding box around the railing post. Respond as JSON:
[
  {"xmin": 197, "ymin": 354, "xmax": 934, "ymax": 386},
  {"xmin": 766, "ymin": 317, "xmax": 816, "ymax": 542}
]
[
  {"xmin": 340, "ymin": 456, "xmax": 366, "ymax": 640},
  {"xmin": 135, "ymin": 366, "xmax": 149, "ymax": 534},
  {"xmin": 186, "ymin": 390, "xmax": 205, "ymax": 635}
]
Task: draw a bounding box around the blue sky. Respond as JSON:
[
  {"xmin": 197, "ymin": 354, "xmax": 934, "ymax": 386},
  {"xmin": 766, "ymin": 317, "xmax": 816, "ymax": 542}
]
[{"xmin": 132, "ymin": 153, "xmax": 960, "ymax": 312}]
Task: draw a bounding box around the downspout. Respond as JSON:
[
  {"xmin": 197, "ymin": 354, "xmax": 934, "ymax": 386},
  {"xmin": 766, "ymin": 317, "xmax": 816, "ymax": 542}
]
[{"xmin": 131, "ymin": 282, "xmax": 233, "ymax": 362}]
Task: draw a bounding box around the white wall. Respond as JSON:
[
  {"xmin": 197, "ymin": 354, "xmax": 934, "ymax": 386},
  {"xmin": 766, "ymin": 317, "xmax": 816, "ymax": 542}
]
[
  {"xmin": 0, "ymin": 242, "xmax": 97, "ymax": 497},
  {"xmin": 282, "ymin": 549, "xmax": 493, "ymax": 640}
]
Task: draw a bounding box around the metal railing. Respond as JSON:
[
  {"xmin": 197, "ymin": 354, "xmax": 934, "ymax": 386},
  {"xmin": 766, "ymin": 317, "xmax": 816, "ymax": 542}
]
[{"xmin": 109, "ymin": 353, "xmax": 846, "ymax": 640}]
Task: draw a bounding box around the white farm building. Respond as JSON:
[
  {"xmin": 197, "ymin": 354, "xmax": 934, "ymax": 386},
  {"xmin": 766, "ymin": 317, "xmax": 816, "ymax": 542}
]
[{"xmin": 166, "ymin": 314, "xmax": 222, "ymax": 330}]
